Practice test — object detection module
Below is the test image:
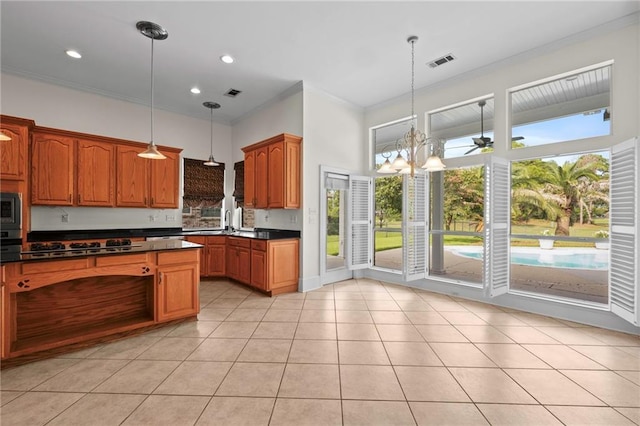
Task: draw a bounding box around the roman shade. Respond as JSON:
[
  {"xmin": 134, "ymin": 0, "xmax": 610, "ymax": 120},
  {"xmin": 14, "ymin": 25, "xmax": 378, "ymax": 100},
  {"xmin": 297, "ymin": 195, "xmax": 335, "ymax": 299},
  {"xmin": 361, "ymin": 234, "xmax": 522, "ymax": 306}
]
[{"xmin": 183, "ymin": 158, "xmax": 225, "ymax": 207}]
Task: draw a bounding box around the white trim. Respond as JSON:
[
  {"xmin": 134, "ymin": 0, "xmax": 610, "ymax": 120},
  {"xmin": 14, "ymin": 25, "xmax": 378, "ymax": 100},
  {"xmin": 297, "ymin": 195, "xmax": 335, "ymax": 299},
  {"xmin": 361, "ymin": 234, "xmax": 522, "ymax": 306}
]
[
  {"xmin": 319, "ymin": 165, "xmax": 354, "ymax": 285},
  {"xmin": 299, "ymin": 275, "xmax": 321, "ymax": 293}
]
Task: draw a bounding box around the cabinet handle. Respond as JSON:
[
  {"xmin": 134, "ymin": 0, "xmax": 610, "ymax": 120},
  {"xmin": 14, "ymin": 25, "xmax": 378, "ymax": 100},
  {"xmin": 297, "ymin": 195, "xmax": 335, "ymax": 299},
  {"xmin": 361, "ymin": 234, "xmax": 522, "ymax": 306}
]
[
  {"xmin": 68, "ymin": 194, "xmax": 72, "ymax": 202},
  {"xmin": 159, "ymin": 271, "xmax": 163, "ymax": 285},
  {"xmin": 78, "ymin": 194, "xmax": 82, "ymax": 203},
  {"xmin": 151, "ymin": 197, "xmax": 155, "ymax": 205},
  {"xmin": 144, "ymin": 197, "xmax": 147, "ymax": 205}
]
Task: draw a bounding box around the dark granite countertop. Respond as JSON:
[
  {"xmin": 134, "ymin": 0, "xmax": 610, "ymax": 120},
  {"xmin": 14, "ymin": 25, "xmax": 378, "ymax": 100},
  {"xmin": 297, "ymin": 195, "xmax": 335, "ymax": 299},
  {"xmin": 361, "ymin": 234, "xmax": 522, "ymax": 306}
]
[
  {"xmin": 27, "ymin": 227, "xmax": 300, "ymax": 242},
  {"xmin": 183, "ymin": 228, "xmax": 300, "ymax": 240},
  {"xmin": 1, "ymin": 240, "xmax": 202, "ymax": 264}
]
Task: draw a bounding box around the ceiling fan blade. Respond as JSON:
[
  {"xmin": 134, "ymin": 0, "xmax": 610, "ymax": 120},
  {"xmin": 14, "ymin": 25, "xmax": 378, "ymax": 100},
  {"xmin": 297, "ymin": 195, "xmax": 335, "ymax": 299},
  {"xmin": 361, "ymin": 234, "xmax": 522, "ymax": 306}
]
[
  {"xmin": 512, "ymin": 136, "xmax": 524, "ymax": 141},
  {"xmin": 464, "ymin": 146, "xmax": 480, "ymax": 155}
]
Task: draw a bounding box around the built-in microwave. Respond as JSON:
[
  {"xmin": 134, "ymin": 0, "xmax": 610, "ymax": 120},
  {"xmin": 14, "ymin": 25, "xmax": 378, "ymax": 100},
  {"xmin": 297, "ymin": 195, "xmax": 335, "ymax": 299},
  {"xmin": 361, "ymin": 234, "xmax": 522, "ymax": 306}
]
[{"xmin": 0, "ymin": 192, "xmax": 22, "ymax": 239}]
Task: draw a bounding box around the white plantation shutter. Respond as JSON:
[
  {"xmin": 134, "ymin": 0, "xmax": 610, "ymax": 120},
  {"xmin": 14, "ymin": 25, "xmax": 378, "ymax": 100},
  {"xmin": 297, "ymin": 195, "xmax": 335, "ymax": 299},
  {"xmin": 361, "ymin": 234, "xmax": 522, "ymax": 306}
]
[
  {"xmin": 403, "ymin": 174, "xmax": 428, "ymax": 281},
  {"xmin": 348, "ymin": 175, "xmax": 372, "ymax": 270},
  {"xmin": 484, "ymin": 157, "xmax": 510, "ymax": 297},
  {"xmin": 609, "ymin": 138, "xmax": 639, "ymax": 325}
]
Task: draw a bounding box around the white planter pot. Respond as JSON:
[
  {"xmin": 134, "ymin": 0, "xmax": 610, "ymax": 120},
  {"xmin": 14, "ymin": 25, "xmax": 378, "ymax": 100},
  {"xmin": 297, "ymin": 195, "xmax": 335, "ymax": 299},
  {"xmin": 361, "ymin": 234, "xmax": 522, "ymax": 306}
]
[
  {"xmin": 595, "ymin": 242, "xmax": 609, "ymax": 250},
  {"xmin": 538, "ymin": 239, "xmax": 554, "ymax": 250}
]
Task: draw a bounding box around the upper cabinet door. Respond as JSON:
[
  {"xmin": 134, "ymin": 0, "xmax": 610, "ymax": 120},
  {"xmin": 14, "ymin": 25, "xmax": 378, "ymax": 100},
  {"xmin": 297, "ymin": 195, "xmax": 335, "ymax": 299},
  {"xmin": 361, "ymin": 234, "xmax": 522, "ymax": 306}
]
[
  {"xmin": 77, "ymin": 139, "xmax": 115, "ymax": 206},
  {"xmin": 31, "ymin": 133, "xmax": 75, "ymax": 205},
  {"xmin": 150, "ymin": 150, "xmax": 179, "ymax": 208},
  {"xmin": 116, "ymin": 145, "xmax": 149, "ymax": 207},
  {"xmin": 0, "ymin": 122, "xmax": 28, "ymax": 181},
  {"xmin": 244, "ymin": 150, "xmax": 256, "ymax": 208},
  {"xmin": 267, "ymin": 141, "xmax": 284, "ymax": 208},
  {"xmin": 255, "ymin": 146, "xmax": 269, "ymax": 208}
]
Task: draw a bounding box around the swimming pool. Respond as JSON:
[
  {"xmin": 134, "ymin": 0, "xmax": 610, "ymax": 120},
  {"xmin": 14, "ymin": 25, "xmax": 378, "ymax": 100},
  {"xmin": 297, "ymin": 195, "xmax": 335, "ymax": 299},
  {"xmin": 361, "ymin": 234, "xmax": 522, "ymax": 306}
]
[{"xmin": 448, "ymin": 246, "xmax": 609, "ymax": 270}]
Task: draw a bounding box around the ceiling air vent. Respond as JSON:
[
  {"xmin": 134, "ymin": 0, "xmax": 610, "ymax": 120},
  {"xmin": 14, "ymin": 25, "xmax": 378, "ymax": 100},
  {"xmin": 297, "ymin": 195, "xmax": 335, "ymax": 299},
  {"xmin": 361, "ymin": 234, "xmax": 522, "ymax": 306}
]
[
  {"xmin": 427, "ymin": 53, "xmax": 456, "ymax": 69},
  {"xmin": 224, "ymin": 88, "xmax": 242, "ymax": 98}
]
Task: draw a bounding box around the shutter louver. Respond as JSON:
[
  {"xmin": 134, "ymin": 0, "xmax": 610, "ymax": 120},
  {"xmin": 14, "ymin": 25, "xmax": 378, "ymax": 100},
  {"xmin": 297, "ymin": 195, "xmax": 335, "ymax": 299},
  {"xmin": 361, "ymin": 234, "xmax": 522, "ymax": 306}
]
[
  {"xmin": 348, "ymin": 176, "xmax": 372, "ymax": 270},
  {"xmin": 404, "ymin": 174, "xmax": 428, "ymax": 281},
  {"xmin": 610, "ymin": 138, "xmax": 639, "ymax": 325},
  {"xmin": 484, "ymin": 157, "xmax": 510, "ymax": 297}
]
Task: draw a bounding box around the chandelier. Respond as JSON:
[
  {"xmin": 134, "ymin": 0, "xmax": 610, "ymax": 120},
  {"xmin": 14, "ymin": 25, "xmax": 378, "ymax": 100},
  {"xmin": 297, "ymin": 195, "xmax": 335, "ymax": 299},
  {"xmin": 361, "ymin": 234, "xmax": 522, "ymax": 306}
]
[{"xmin": 377, "ymin": 36, "xmax": 445, "ymax": 177}]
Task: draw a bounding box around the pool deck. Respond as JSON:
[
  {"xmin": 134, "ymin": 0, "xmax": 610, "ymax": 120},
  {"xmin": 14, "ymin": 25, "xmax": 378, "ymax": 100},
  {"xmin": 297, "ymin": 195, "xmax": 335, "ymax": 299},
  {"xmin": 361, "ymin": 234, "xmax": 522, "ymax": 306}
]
[{"xmin": 370, "ymin": 246, "xmax": 609, "ymax": 304}]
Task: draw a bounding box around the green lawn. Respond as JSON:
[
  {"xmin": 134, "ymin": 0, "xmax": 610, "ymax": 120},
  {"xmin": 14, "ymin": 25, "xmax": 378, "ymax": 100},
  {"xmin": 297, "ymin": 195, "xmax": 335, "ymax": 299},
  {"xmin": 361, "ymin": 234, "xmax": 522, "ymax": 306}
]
[{"xmin": 325, "ymin": 219, "xmax": 609, "ymax": 255}]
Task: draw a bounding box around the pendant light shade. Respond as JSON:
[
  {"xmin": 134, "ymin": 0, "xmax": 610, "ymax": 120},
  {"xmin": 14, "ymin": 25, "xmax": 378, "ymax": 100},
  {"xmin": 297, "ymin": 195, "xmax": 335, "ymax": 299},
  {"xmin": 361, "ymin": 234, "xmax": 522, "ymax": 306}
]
[
  {"xmin": 0, "ymin": 132, "xmax": 11, "ymax": 141},
  {"xmin": 422, "ymin": 154, "xmax": 447, "ymax": 171},
  {"xmin": 203, "ymin": 101, "xmax": 221, "ymax": 166},
  {"xmin": 137, "ymin": 21, "xmax": 168, "ymax": 160}
]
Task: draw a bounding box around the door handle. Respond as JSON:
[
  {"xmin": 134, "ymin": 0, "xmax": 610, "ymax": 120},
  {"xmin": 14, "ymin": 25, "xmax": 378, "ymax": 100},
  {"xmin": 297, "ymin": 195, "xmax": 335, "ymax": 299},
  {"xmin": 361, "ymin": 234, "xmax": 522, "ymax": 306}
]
[{"xmin": 159, "ymin": 271, "xmax": 163, "ymax": 285}]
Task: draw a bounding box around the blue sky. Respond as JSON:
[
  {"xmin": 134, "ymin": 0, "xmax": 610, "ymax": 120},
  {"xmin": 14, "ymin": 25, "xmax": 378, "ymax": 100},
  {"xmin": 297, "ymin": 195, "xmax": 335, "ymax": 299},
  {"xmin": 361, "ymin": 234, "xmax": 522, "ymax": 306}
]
[{"xmin": 444, "ymin": 111, "xmax": 611, "ymax": 159}]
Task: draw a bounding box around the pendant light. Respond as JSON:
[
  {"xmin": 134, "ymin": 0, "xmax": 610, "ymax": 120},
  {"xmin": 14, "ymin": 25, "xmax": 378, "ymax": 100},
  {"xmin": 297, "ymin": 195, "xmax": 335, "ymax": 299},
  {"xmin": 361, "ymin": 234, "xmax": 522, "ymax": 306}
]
[
  {"xmin": 137, "ymin": 21, "xmax": 168, "ymax": 160},
  {"xmin": 0, "ymin": 132, "xmax": 11, "ymax": 141},
  {"xmin": 203, "ymin": 102, "xmax": 221, "ymax": 166}
]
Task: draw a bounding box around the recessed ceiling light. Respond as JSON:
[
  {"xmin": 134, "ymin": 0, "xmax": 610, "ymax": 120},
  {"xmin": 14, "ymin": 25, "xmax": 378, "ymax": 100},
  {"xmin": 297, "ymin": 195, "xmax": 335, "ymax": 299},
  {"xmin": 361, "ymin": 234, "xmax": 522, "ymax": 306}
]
[
  {"xmin": 190, "ymin": 87, "xmax": 201, "ymax": 94},
  {"xmin": 220, "ymin": 55, "xmax": 234, "ymax": 64},
  {"xmin": 65, "ymin": 50, "xmax": 82, "ymax": 59}
]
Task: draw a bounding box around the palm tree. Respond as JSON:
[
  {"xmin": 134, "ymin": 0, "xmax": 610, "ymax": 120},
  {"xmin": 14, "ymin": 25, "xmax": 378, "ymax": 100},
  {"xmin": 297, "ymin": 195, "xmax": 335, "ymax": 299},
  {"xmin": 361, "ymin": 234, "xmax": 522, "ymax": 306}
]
[
  {"xmin": 511, "ymin": 161, "xmax": 558, "ymax": 223},
  {"xmin": 542, "ymin": 160, "xmax": 599, "ymax": 235}
]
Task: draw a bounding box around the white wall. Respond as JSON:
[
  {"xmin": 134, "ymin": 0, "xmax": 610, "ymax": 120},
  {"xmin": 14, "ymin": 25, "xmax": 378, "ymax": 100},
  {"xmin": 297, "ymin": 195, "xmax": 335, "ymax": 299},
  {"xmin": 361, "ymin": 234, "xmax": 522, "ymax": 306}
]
[
  {"xmin": 231, "ymin": 82, "xmax": 304, "ymax": 231},
  {"xmin": 1, "ymin": 73, "xmax": 232, "ymax": 231},
  {"xmin": 300, "ymin": 85, "xmax": 365, "ymax": 290},
  {"xmin": 365, "ymin": 20, "xmax": 639, "ymax": 153}
]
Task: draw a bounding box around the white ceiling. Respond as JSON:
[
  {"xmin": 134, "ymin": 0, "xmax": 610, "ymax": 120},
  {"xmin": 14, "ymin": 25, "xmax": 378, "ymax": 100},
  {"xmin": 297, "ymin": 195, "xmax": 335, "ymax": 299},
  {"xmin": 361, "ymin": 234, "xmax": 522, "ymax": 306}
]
[{"xmin": 2, "ymin": 1, "xmax": 638, "ymax": 124}]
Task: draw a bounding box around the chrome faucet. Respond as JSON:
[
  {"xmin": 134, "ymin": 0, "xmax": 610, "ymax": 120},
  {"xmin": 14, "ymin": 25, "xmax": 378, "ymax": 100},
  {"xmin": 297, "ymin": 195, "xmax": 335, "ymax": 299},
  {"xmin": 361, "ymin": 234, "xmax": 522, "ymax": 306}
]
[{"xmin": 224, "ymin": 209, "xmax": 232, "ymax": 231}]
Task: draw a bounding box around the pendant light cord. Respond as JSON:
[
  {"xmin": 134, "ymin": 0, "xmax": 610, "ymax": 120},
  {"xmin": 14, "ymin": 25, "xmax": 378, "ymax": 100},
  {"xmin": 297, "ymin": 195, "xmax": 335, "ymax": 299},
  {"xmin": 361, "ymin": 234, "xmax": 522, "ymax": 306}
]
[
  {"xmin": 411, "ymin": 38, "xmax": 415, "ymax": 126},
  {"xmin": 150, "ymin": 37, "xmax": 155, "ymax": 145},
  {"xmin": 210, "ymin": 107, "xmax": 214, "ymax": 153}
]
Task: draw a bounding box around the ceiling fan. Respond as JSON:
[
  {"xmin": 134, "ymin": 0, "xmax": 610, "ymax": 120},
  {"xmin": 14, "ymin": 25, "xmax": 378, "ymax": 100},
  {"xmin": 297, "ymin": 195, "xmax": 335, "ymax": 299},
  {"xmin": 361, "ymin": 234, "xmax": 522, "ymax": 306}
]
[{"xmin": 464, "ymin": 100, "xmax": 524, "ymax": 154}]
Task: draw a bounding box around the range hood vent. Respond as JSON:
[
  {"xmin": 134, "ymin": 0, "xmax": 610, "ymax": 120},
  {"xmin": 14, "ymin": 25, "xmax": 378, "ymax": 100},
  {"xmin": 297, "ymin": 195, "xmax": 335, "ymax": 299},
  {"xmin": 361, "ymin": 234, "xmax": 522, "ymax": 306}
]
[{"xmin": 427, "ymin": 53, "xmax": 456, "ymax": 68}]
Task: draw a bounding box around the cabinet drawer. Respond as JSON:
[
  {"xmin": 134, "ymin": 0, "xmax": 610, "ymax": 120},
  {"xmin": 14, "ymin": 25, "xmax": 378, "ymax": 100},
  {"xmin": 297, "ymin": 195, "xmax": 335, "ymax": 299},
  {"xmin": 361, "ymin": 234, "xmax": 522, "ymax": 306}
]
[
  {"xmin": 157, "ymin": 249, "xmax": 199, "ymax": 265},
  {"xmin": 207, "ymin": 236, "xmax": 227, "ymax": 245},
  {"xmin": 22, "ymin": 258, "xmax": 90, "ymax": 275},
  {"xmin": 227, "ymin": 237, "xmax": 251, "ymax": 248},
  {"xmin": 96, "ymin": 253, "xmax": 149, "ymax": 267},
  {"xmin": 251, "ymin": 240, "xmax": 267, "ymax": 251}
]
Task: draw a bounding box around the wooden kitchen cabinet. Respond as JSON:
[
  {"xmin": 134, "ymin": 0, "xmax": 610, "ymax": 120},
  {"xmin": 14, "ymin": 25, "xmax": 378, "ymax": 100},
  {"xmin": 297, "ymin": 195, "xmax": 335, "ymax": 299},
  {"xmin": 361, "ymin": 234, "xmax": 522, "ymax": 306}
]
[
  {"xmin": 227, "ymin": 237, "xmax": 251, "ymax": 284},
  {"xmin": 0, "ymin": 120, "xmax": 29, "ymax": 181},
  {"xmin": 242, "ymin": 133, "xmax": 301, "ymax": 209},
  {"xmin": 116, "ymin": 144, "xmax": 149, "ymax": 207},
  {"xmin": 184, "ymin": 235, "xmax": 226, "ymax": 277},
  {"xmin": 207, "ymin": 236, "xmax": 227, "ymax": 276},
  {"xmin": 116, "ymin": 144, "xmax": 180, "ymax": 209},
  {"xmin": 33, "ymin": 132, "xmax": 117, "ymax": 207},
  {"xmin": 150, "ymin": 150, "xmax": 179, "ymax": 208},
  {"xmin": 250, "ymin": 240, "xmax": 268, "ymax": 291},
  {"xmin": 263, "ymin": 239, "xmax": 299, "ymax": 295},
  {"xmin": 156, "ymin": 250, "xmax": 200, "ymax": 322},
  {"xmin": 243, "ymin": 150, "xmax": 256, "ymax": 208},
  {"xmin": 76, "ymin": 138, "xmax": 115, "ymax": 206},
  {"xmin": 31, "ymin": 132, "xmax": 75, "ymax": 205}
]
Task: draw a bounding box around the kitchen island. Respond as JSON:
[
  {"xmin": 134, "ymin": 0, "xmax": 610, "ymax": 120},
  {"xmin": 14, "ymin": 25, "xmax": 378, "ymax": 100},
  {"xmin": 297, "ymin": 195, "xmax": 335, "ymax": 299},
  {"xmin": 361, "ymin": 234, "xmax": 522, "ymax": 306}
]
[{"xmin": 1, "ymin": 240, "xmax": 202, "ymax": 367}]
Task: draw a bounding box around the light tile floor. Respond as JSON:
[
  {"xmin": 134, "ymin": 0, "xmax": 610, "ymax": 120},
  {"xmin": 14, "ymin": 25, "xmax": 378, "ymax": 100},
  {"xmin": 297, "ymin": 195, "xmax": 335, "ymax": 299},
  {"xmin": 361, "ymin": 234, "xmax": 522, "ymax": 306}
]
[{"xmin": 1, "ymin": 278, "xmax": 639, "ymax": 425}]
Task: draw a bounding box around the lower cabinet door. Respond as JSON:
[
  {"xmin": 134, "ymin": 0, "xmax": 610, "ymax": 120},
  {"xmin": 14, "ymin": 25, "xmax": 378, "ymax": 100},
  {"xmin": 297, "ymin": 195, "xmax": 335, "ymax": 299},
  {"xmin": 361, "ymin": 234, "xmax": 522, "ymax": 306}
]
[
  {"xmin": 250, "ymin": 249, "xmax": 268, "ymax": 291},
  {"xmin": 157, "ymin": 264, "xmax": 199, "ymax": 322},
  {"xmin": 207, "ymin": 244, "xmax": 226, "ymax": 276},
  {"xmin": 237, "ymin": 248, "xmax": 251, "ymax": 284}
]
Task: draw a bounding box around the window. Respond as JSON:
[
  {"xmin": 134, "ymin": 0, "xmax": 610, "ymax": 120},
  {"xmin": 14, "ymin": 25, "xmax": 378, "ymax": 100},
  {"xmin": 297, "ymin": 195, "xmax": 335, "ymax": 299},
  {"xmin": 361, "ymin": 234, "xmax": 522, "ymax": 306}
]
[
  {"xmin": 374, "ymin": 175, "xmax": 403, "ymax": 271},
  {"xmin": 429, "ymin": 166, "xmax": 485, "ymax": 285},
  {"xmin": 182, "ymin": 158, "xmax": 225, "ymax": 229},
  {"xmin": 510, "ymin": 64, "xmax": 611, "ymax": 149},
  {"xmin": 429, "ymin": 98, "xmax": 495, "ymax": 159},
  {"xmin": 510, "ymin": 151, "xmax": 610, "ymax": 304}
]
